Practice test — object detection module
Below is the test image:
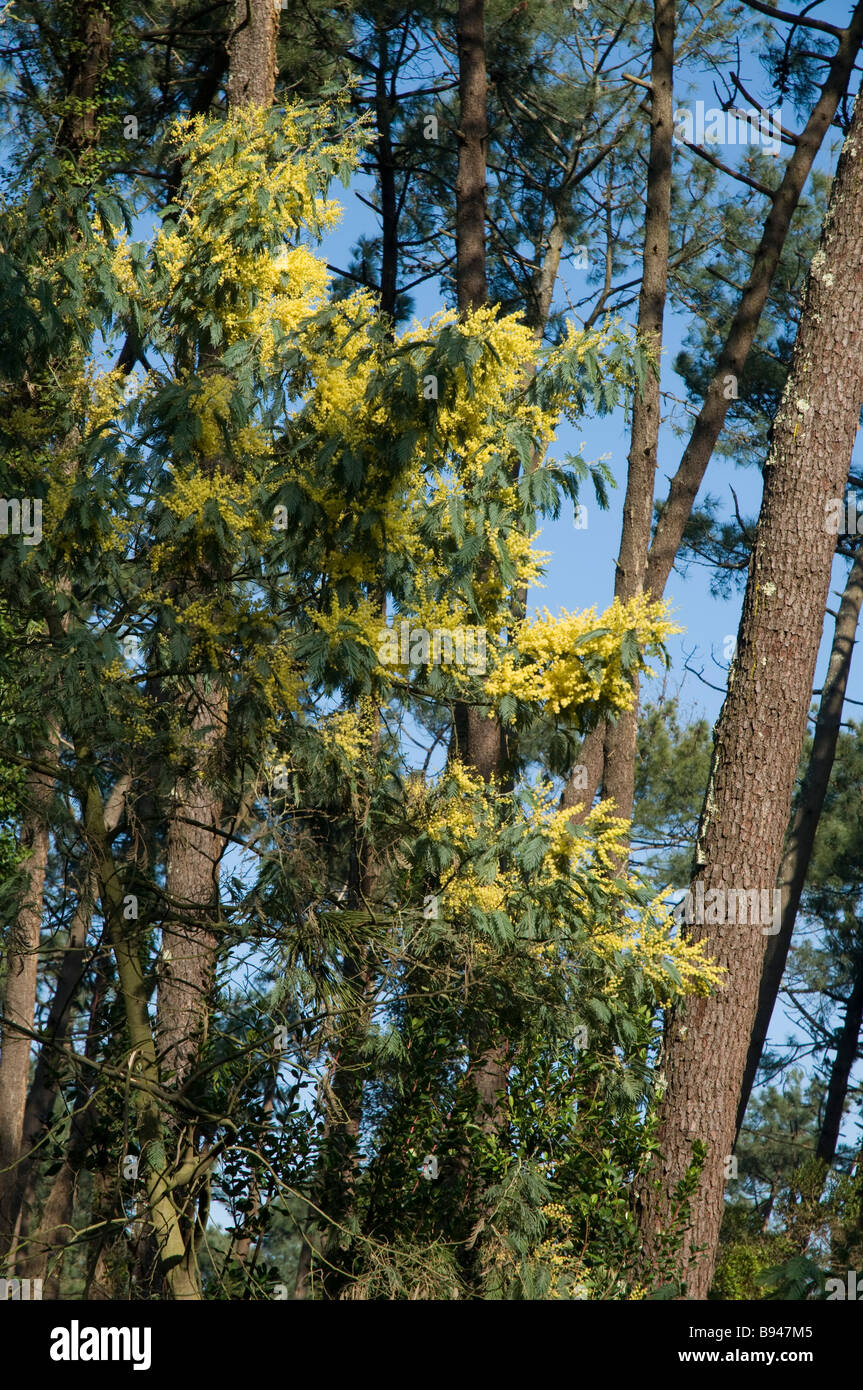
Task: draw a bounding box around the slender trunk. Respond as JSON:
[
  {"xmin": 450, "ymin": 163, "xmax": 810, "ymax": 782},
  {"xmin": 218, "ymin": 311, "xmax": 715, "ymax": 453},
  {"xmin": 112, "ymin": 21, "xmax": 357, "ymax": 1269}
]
[
  {"xmin": 2, "ymin": 876, "xmax": 93, "ymax": 1273},
  {"xmin": 375, "ymin": 36, "xmax": 398, "ymax": 323},
  {"xmin": 637, "ymin": 88, "xmax": 863, "ymax": 1300},
  {"xmin": 564, "ymin": 3, "xmax": 863, "ymax": 818},
  {"xmin": 736, "ymin": 547, "xmax": 863, "ymax": 1135},
  {"xmin": 84, "ymin": 779, "xmax": 199, "ymax": 1300},
  {"xmin": 4, "ymin": 776, "xmax": 130, "ymax": 1271},
  {"xmin": 816, "ymin": 963, "xmax": 863, "ymax": 1165},
  {"xmin": 455, "ymin": 0, "xmax": 487, "ymax": 315},
  {"xmin": 158, "ymin": 689, "xmax": 226, "ymax": 1089},
  {"xmin": 0, "ymin": 750, "xmax": 56, "ymax": 1262},
  {"xmin": 452, "ymin": 0, "xmax": 511, "ymax": 1173},
  {"xmin": 645, "ymin": 1, "xmax": 863, "ymax": 599},
  {"xmin": 565, "ymin": 0, "xmax": 675, "ymax": 828},
  {"xmin": 319, "ymin": 697, "xmax": 381, "ymax": 1296},
  {"xmin": 150, "ymin": 13, "xmax": 277, "ymax": 1296}
]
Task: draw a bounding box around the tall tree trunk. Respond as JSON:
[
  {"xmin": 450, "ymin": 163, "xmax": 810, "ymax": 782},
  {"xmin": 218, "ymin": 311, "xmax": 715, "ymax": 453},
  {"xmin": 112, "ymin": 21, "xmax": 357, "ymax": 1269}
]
[
  {"xmin": 736, "ymin": 546, "xmax": 863, "ymax": 1135},
  {"xmin": 453, "ymin": 0, "xmax": 499, "ymax": 775},
  {"xmin": 3, "ymin": 775, "xmax": 130, "ymax": 1271},
  {"xmin": 563, "ymin": 2, "xmax": 863, "ymax": 819},
  {"xmin": 158, "ymin": 689, "xmax": 226, "ymax": 1088},
  {"xmin": 17, "ymin": 956, "xmax": 109, "ymax": 1297},
  {"xmin": 452, "ymin": 0, "xmax": 509, "ymax": 1161},
  {"xmin": 816, "ymin": 961, "xmax": 863, "ymax": 1165},
  {"xmin": 455, "ymin": 0, "xmax": 487, "ymax": 315},
  {"xmin": 157, "ymin": 0, "xmax": 277, "ymax": 1093},
  {"xmin": 563, "ymin": 0, "xmax": 675, "ymax": 827},
  {"xmin": 0, "ymin": 751, "xmax": 56, "ymax": 1262},
  {"xmin": 85, "ymin": 778, "xmax": 200, "ymax": 1300},
  {"xmin": 153, "ymin": 9, "xmax": 277, "ymax": 1297},
  {"xmin": 227, "ymin": 0, "xmax": 278, "ymax": 110},
  {"xmin": 375, "ymin": 32, "xmax": 399, "ymax": 324},
  {"xmin": 636, "ymin": 87, "xmax": 863, "ymax": 1300}
]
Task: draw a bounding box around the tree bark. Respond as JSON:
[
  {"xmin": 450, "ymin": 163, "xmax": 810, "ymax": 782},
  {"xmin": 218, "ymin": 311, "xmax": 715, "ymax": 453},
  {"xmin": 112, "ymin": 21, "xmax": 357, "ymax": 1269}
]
[
  {"xmin": 636, "ymin": 86, "xmax": 863, "ymax": 1300},
  {"xmin": 157, "ymin": 688, "xmax": 227, "ymax": 1088},
  {"xmin": 455, "ymin": 0, "xmax": 487, "ymax": 315},
  {"xmin": 736, "ymin": 546, "xmax": 863, "ymax": 1136},
  {"xmin": 157, "ymin": 0, "xmax": 276, "ymax": 1088},
  {"xmin": 0, "ymin": 751, "xmax": 56, "ymax": 1261},
  {"xmin": 227, "ymin": 0, "xmax": 279, "ymax": 111},
  {"xmin": 375, "ymin": 32, "xmax": 399, "ymax": 323}
]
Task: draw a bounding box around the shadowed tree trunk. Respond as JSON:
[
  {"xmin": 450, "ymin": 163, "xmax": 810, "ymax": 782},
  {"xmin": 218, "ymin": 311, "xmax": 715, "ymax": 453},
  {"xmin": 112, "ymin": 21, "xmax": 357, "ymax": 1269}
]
[
  {"xmin": 2, "ymin": 775, "xmax": 131, "ymax": 1275},
  {"xmin": 736, "ymin": 546, "xmax": 863, "ymax": 1136},
  {"xmin": 0, "ymin": 751, "xmax": 56, "ymax": 1263},
  {"xmin": 148, "ymin": 1, "xmax": 279, "ymax": 1298},
  {"xmin": 227, "ymin": 0, "xmax": 278, "ymax": 110},
  {"xmin": 455, "ymin": 0, "xmax": 487, "ymax": 315},
  {"xmin": 816, "ymin": 957, "xmax": 863, "ymax": 1165},
  {"xmin": 636, "ymin": 86, "xmax": 863, "ymax": 1300}
]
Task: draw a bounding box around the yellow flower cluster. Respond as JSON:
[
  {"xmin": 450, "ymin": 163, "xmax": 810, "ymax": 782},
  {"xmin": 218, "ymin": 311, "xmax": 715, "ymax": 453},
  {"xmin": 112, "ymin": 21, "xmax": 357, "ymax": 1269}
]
[
  {"xmin": 319, "ymin": 700, "xmax": 379, "ymax": 765},
  {"xmin": 419, "ymin": 771, "xmax": 721, "ymax": 999},
  {"xmin": 485, "ymin": 594, "xmax": 682, "ymax": 716}
]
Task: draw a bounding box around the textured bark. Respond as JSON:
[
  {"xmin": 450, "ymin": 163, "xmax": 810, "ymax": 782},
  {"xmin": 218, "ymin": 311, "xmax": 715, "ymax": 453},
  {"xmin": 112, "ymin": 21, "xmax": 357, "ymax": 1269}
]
[
  {"xmin": 1, "ymin": 876, "xmax": 92, "ymax": 1274},
  {"xmin": 158, "ymin": 0, "xmax": 274, "ymax": 1107},
  {"xmin": 157, "ymin": 686, "xmax": 227, "ymax": 1087},
  {"xmin": 452, "ymin": 0, "xmax": 511, "ymax": 1160},
  {"xmin": 816, "ymin": 964, "xmax": 863, "ymax": 1165},
  {"xmin": 0, "ymin": 750, "xmax": 56, "ymax": 1261},
  {"xmin": 85, "ymin": 783, "xmax": 199, "ymax": 1300},
  {"xmin": 227, "ymin": 0, "xmax": 278, "ymax": 111},
  {"xmin": 375, "ymin": 34, "xmax": 398, "ymax": 322},
  {"xmin": 55, "ymin": 0, "xmax": 113, "ymax": 156},
  {"xmin": 455, "ymin": 0, "xmax": 487, "ymax": 314},
  {"xmin": 563, "ymin": 2, "xmax": 863, "ymax": 819},
  {"xmin": 3, "ymin": 776, "xmax": 130, "ymax": 1273},
  {"xmin": 736, "ymin": 547, "xmax": 863, "ymax": 1135},
  {"xmin": 636, "ymin": 88, "xmax": 863, "ymax": 1299}
]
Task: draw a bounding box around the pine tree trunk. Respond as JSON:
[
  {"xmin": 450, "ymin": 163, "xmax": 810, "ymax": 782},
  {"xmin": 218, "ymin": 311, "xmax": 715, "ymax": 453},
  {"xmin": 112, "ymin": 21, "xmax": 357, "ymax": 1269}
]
[
  {"xmin": 0, "ymin": 752, "xmax": 55, "ymax": 1263},
  {"xmin": 636, "ymin": 87, "xmax": 863, "ymax": 1300},
  {"xmin": 455, "ymin": 0, "xmax": 487, "ymax": 315},
  {"xmin": 158, "ymin": 687, "xmax": 227, "ymax": 1087},
  {"xmin": 227, "ymin": 0, "xmax": 278, "ymax": 110},
  {"xmin": 736, "ymin": 547, "xmax": 863, "ymax": 1135}
]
